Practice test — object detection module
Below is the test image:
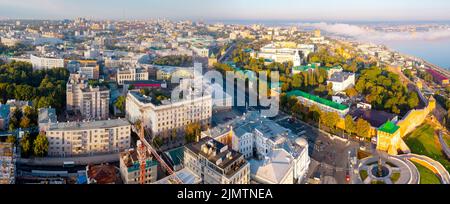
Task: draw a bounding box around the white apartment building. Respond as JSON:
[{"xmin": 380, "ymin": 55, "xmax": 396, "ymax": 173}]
[
  {"xmin": 184, "ymin": 137, "xmax": 250, "ymax": 184},
  {"xmin": 66, "ymin": 74, "xmax": 110, "ymax": 120},
  {"xmin": 116, "ymin": 66, "xmax": 149, "ymax": 85},
  {"xmin": 191, "ymin": 46, "xmax": 209, "ymax": 58},
  {"xmin": 327, "ymin": 72, "xmax": 356, "ymax": 92},
  {"xmin": 80, "ymin": 86, "xmax": 110, "ymax": 120},
  {"xmin": 67, "ymin": 74, "xmax": 88, "ymax": 112},
  {"xmin": 126, "ymin": 89, "xmax": 212, "ymax": 136},
  {"xmin": 30, "ymin": 54, "xmax": 64, "ymax": 70},
  {"xmin": 45, "ymin": 119, "xmax": 131, "ymax": 157},
  {"xmin": 119, "ymin": 141, "xmax": 158, "ymax": 184},
  {"xmin": 255, "ymin": 43, "xmax": 316, "ymax": 66},
  {"xmin": 79, "ymin": 65, "xmax": 100, "ymax": 80}
]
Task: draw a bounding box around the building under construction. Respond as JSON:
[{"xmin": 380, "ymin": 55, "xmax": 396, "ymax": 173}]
[
  {"xmin": 119, "ymin": 141, "xmax": 158, "ymax": 184},
  {"xmin": 0, "ymin": 142, "xmax": 15, "ymax": 184}
]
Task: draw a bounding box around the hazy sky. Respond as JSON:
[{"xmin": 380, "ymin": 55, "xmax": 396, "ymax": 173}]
[{"xmin": 1, "ymin": 0, "xmax": 450, "ymax": 21}]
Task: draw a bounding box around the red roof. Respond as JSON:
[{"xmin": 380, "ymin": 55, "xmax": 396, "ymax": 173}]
[{"xmin": 427, "ymin": 68, "xmax": 449, "ymax": 82}]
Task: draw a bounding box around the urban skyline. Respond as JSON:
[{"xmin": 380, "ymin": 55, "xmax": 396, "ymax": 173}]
[{"xmin": 1, "ymin": 0, "xmax": 450, "ymax": 21}]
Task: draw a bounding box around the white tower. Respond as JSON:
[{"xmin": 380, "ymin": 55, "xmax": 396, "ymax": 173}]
[{"xmin": 293, "ymin": 50, "xmax": 302, "ymax": 67}]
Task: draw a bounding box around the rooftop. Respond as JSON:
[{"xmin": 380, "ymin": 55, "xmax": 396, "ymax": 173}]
[
  {"xmin": 86, "ymin": 164, "xmax": 121, "ymax": 184},
  {"xmin": 47, "ymin": 118, "xmax": 130, "ymax": 131},
  {"xmin": 120, "ymin": 146, "xmax": 157, "ymax": 173},
  {"xmin": 38, "ymin": 108, "xmax": 57, "ymax": 124},
  {"xmin": 328, "ymin": 72, "xmax": 355, "ymax": 83},
  {"xmin": 0, "ymin": 104, "xmax": 10, "ymax": 119},
  {"xmin": 427, "ymin": 68, "xmax": 449, "ymax": 81},
  {"xmin": 153, "ymin": 168, "xmax": 201, "ymax": 184},
  {"xmin": 293, "ymin": 64, "xmax": 343, "ymax": 72},
  {"xmin": 350, "ymin": 109, "xmax": 397, "ymax": 128},
  {"xmin": 185, "ymin": 137, "xmax": 245, "ymax": 173},
  {"xmin": 249, "ymin": 149, "xmax": 294, "ymax": 184},
  {"xmin": 287, "ymin": 90, "xmax": 349, "ymax": 111},
  {"xmin": 378, "ymin": 121, "xmax": 400, "ymax": 134},
  {"xmin": 164, "ymin": 147, "xmax": 184, "ymax": 167}
]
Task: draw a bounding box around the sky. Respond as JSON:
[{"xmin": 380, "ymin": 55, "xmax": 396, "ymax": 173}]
[{"xmin": 1, "ymin": 0, "xmax": 450, "ymax": 22}]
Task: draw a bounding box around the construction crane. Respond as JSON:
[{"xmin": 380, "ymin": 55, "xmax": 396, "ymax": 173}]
[
  {"xmin": 137, "ymin": 138, "xmax": 147, "ymax": 184},
  {"xmin": 137, "ymin": 115, "xmax": 183, "ymax": 184}
]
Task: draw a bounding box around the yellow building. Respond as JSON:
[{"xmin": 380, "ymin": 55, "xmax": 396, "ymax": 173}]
[
  {"xmin": 208, "ymin": 53, "xmax": 218, "ymax": 68},
  {"xmin": 376, "ymin": 121, "xmax": 402, "ymax": 155},
  {"xmin": 314, "ymin": 30, "xmax": 321, "ymax": 38}
]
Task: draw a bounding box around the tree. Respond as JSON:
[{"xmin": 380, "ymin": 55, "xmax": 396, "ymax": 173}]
[
  {"xmin": 153, "ymin": 136, "xmax": 163, "ymax": 148},
  {"xmin": 114, "ymin": 96, "xmax": 126, "ymax": 113},
  {"xmin": 345, "ymin": 87, "xmax": 358, "ymax": 98},
  {"xmin": 20, "ymin": 116, "xmax": 31, "ymax": 129},
  {"xmin": 33, "ymin": 132, "xmax": 49, "ymax": 157},
  {"xmin": 20, "ymin": 132, "xmax": 32, "ymax": 157},
  {"xmin": 6, "ymin": 135, "xmax": 16, "ymax": 144},
  {"xmin": 356, "ymin": 118, "xmax": 372, "ymax": 139},
  {"xmin": 345, "ymin": 115, "xmax": 356, "ymax": 135},
  {"xmin": 9, "ymin": 109, "xmax": 22, "ymax": 131},
  {"xmin": 407, "ymin": 92, "xmax": 419, "ymax": 109},
  {"xmin": 185, "ymin": 122, "xmax": 201, "ymax": 143},
  {"xmin": 171, "ymin": 129, "xmax": 178, "ymax": 141}
]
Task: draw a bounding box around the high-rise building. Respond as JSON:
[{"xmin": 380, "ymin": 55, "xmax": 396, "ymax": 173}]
[
  {"xmin": 66, "ymin": 74, "xmax": 110, "ymax": 120},
  {"xmin": 66, "ymin": 74, "xmax": 88, "ymax": 112}
]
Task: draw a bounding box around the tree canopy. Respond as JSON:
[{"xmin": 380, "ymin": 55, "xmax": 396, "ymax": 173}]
[{"xmin": 355, "ymin": 67, "xmax": 419, "ymax": 115}]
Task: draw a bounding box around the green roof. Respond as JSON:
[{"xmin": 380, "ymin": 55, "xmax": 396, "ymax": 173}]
[
  {"xmin": 287, "ymin": 90, "xmax": 349, "ymax": 111},
  {"xmin": 127, "ymin": 160, "xmax": 158, "ymax": 172},
  {"xmin": 292, "ymin": 64, "xmax": 343, "ymax": 72},
  {"xmin": 165, "ymin": 147, "xmax": 184, "ymax": 166},
  {"xmin": 378, "ymin": 121, "xmax": 400, "ymax": 134}
]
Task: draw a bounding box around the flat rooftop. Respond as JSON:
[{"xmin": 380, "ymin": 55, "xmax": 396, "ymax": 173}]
[
  {"xmin": 153, "ymin": 168, "xmax": 201, "ymax": 184},
  {"xmin": 328, "ymin": 72, "xmax": 354, "ymax": 83},
  {"xmin": 287, "ymin": 90, "xmax": 349, "ymax": 111},
  {"xmin": 38, "ymin": 108, "xmax": 57, "ymax": 124},
  {"xmin": 350, "ymin": 109, "xmax": 397, "ymax": 128},
  {"xmin": 47, "ymin": 118, "xmax": 130, "ymax": 131}
]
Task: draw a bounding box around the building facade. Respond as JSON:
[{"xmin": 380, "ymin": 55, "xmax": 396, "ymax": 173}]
[
  {"xmin": 80, "ymin": 86, "xmax": 110, "ymax": 120},
  {"xmin": 117, "ymin": 66, "xmax": 149, "ymax": 85},
  {"xmin": 30, "ymin": 54, "xmax": 64, "ymax": 70},
  {"xmin": 66, "ymin": 74, "xmax": 110, "ymax": 120},
  {"xmin": 287, "ymin": 90, "xmax": 349, "ymax": 117},
  {"xmin": 79, "ymin": 65, "xmax": 100, "ymax": 80},
  {"xmin": 126, "ymin": 90, "xmax": 212, "ymax": 136},
  {"xmin": 45, "ymin": 119, "xmax": 131, "ymax": 157},
  {"xmin": 184, "ymin": 137, "xmax": 250, "ymax": 184},
  {"xmin": 327, "ymin": 72, "xmax": 356, "ymax": 92}
]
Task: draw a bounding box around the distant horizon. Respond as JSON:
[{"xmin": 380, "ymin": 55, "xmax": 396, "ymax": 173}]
[
  {"xmin": 3, "ymin": 18, "xmax": 450, "ymax": 26},
  {"xmin": 2, "ymin": 0, "xmax": 450, "ymax": 22}
]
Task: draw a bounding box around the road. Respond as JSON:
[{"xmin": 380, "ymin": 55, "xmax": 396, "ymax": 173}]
[
  {"xmin": 218, "ymin": 43, "xmax": 236, "ymax": 63},
  {"xmin": 399, "ymin": 154, "xmax": 450, "ymax": 184}
]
